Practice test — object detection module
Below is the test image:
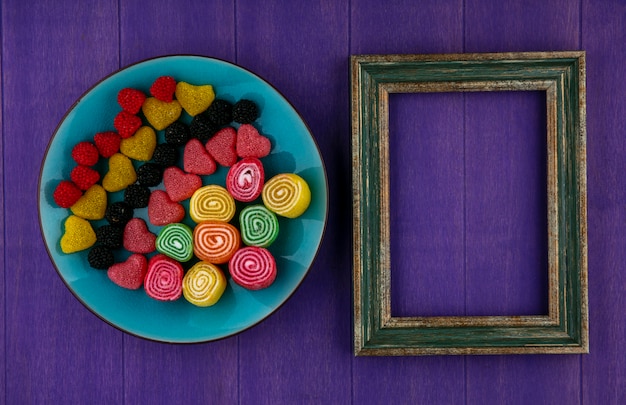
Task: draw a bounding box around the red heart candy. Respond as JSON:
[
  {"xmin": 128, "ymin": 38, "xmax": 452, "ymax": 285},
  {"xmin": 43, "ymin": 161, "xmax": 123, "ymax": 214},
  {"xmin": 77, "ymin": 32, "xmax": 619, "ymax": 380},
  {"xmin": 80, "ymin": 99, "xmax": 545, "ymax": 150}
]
[
  {"xmin": 107, "ymin": 253, "xmax": 148, "ymax": 290},
  {"xmin": 206, "ymin": 126, "xmax": 238, "ymax": 167},
  {"xmin": 236, "ymin": 124, "xmax": 271, "ymax": 159},
  {"xmin": 114, "ymin": 111, "xmax": 142, "ymax": 139},
  {"xmin": 184, "ymin": 138, "xmax": 217, "ymax": 175},
  {"xmin": 94, "ymin": 131, "xmax": 121, "ymax": 158},
  {"xmin": 70, "ymin": 165, "xmax": 100, "ymax": 191},
  {"xmin": 123, "ymin": 218, "xmax": 156, "ymax": 254},
  {"xmin": 148, "ymin": 190, "xmax": 185, "ymax": 226},
  {"xmin": 163, "ymin": 166, "xmax": 202, "ymax": 202},
  {"xmin": 117, "ymin": 88, "xmax": 146, "ymax": 114}
]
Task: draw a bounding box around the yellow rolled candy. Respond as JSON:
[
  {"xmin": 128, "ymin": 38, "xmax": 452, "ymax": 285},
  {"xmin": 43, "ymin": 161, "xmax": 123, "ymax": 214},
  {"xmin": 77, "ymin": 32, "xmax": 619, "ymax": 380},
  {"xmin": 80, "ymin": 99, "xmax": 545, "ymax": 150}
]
[
  {"xmin": 189, "ymin": 185, "xmax": 236, "ymax": 223},
  {"xmin": 262, "ymin": 173, "xmax": 311, "ymax": 218},
  {"xmin": 182, "ymin": 261, "xmax": 227, "ymax": 307}
]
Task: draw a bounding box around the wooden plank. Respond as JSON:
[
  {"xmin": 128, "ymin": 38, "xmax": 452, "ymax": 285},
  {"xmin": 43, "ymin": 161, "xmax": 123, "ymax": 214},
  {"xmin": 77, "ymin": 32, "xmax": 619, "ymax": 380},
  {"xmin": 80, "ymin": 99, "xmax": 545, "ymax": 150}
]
[
  {"xmin": 464, "ymin": 0, "xmax": 581, "ymax": 53},
  {"xmin": 124, "ymin": 341, "xmax": 238, "ymax": 403},
  {"xmin": 119, "ymin": 0, "xmax": 236, "ymax": 66},
  {"xmin": 464, "ymin": 90, "xmax": 549, "ymax": 317},
  {"xmin": 2, "ymin": 1, "xmax": 123, "ymax": 403},
  {"xmin": 118, "ymin": 1, "xmax": 239, "ymax": 403},
  {"xmin": 466, "ymin": 356, "xmax": 582, "ymax": 404},
  {"xmin": 235, "ymin": 1, "xmax": 352, "ymax": 403},
  {"xmin": 0, "ymin": 6, "xmax": 4, "ymax": 404},
  {"xmin": 464, "ymin": 1, "xmax": 582, "ymax": 404},
  {"xmin": 388, "ymin": 92, "xmax": 465, "ymax": 318},
  {"xmin": 582, "ymin": 0, "xmax": 626, "ymax": 403},
  {"xmin": 350, "ymin": 0, "xmax": 463, "ymax": 55},
  {"xmin": 351, "ymin": 0, "xmax": 465, "ymax": 402}
]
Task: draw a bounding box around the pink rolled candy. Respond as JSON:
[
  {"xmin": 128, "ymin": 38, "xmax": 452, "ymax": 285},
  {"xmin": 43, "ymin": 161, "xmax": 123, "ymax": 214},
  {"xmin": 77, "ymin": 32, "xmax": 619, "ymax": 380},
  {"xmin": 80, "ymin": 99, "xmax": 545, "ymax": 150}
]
[
  {"xmin": 228, "ymin": 246, "xmax": 277, "ymax": 290},
  {"xmin": 226, "ymin": 157, "xmax": 264, "ymax": 202}
]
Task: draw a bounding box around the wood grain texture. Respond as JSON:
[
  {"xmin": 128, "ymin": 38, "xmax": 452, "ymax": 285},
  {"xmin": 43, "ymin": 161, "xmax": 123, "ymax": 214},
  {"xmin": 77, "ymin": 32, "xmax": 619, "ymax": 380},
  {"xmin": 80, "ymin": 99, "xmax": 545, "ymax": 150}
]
[
  {"xmin": 0, "ymin": 0, "xmax": 623, "ymax": 402},
  {"xmin": 464, "ymin": 0, "xmax": 580, "ymax": 53},
  {"xmin": 350, "ymin": 0, "xmax": 464, "ymax": 55},
  {"xmin": 119, "ymin": 0, "xmax": 236, "ymax": 66},
  {"xmin": 124, "ymin": 340, "xmax": 238, "ymax": 404},
  {"xmin": 350, "ymin": 0, "xmax": 465, "ymax": 402},
  {"xmin": 236, "ymin": 1, "xmax": 352, "ymax": 403},
  {"xmin": 466, "ymin": 355, "xmax": 582, "ymax": 405},
  {"xmin": 3, "ymin": 1, "xmax": 123, "ymax": 404},
  {"xmin": 119, "ymin": 1, "xmax": 239, "ymax": 403},
  {"xmin": 464, "ymin": 90, "xmax": 549, "ymax": 317},
  {"xmin": 388, "ymin": 92, "xmax": 465, "ymax": 318},
  {"xmin": 464, "ymin": 1, "xmax": 583, "ymax": 404},
  {"xmin": 582, "ymin": 0, "xmax": 626, "ymax": 403},
  {"xmin": 0, "ymin": 7, "xmax": 4, "ymax": 403}
]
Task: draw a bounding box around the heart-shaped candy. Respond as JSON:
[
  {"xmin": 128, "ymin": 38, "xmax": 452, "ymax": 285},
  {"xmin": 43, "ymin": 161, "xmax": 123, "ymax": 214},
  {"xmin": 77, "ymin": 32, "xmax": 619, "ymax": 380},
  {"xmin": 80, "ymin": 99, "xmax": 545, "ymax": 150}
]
[
  {"xmin": 60, "ymin": 215, "xmax": 97, "ymax": 254},
  {"xmin": 70, "ymin": 165, "xmax": 100, "ymax": 191},
  {"xmin": 184, "ymin": 138, "xmax": 217, "ymax": 175},
  {"xmin": 148, "ymin": 190, "xmax": 185, "ymax": 226},
  {"xmin": 206, "ymin": 126, "xmax": 237, "ymax": 167},
  {"xmin": 103, "ymin": 153, "xmax": 137, "ymax": 192},
  {"xmin": 163, "ymin": 166, "xmax": 202, "ymax": 202},
  {"xmin": 120, "ymin": 126, "xmax": 156, "ymax": 161},
  {"xmin": 175, "ymin": 82, "xmax": 215, "ymax": 116},
  {"xmin": 114, "ymin": 111, "xmax": 142, "ymax": 139},
  {"xmin": 123, "ymin": 218, "xmax": 156, "ymax": 254},
  {"xmin": 142, "ymin": 97, "xmax": 182, "ymax": 131},
  {"xmin": 117, "ymin": 88, "xmax": 146, "ymax": 114},
  {"xmin": 236, "ymin": 124, "xmax": 271, "ymax": 158},
  {"xmin": 94, "ymin": 131, "xmax": 121, "ymax": 158},
  {"xmin": 70, "ymin": 184, "xmax": 107, "ymax": 220},
  {"xmin": 107, "ymin": 253, "xmax": 148, "ymax": 290}
]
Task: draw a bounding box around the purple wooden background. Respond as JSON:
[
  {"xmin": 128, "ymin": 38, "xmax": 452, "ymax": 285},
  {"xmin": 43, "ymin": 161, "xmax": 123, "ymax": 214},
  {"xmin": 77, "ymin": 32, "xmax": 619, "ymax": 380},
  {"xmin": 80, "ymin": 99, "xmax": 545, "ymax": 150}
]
[{"xmin": 2, "ymin": 0, "xmax": 624, "ymax": 403}]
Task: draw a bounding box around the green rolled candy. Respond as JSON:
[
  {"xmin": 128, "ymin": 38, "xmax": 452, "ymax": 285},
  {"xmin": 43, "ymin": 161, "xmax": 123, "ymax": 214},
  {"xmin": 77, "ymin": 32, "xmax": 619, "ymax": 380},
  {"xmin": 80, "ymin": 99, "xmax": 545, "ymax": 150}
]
[
  {"xmin": 239, "ymin": 204, "xmax": 279, "ymax": 248},
  {"xmin": 156, "ymin": 223, "xmax": 194, "ymax": 262}
]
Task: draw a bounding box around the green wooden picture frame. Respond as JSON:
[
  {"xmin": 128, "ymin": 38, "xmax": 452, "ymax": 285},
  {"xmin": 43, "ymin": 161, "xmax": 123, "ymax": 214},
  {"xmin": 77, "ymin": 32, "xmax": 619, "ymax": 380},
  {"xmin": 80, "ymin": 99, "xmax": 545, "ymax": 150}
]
[{"xmin": 351, "ymin": 52, "xmax": 588, "ymax": 355}]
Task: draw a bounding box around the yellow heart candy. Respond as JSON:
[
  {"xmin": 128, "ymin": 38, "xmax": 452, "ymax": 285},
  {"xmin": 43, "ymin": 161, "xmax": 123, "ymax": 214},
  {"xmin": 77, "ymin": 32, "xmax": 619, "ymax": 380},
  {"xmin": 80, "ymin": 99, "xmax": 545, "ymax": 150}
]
[
  {"xmin": 175, "ymin": 82, "xmax": 215, "ymax": 116},
  {"xmin": 60, "ymin": 215, "xmax": 97, "ymax": 254},
  {"xmin": 142, "ymin": 97, "xmax": 182, "ymax": 130},
  {"xmin": 70, "ymin": 184, "xmax": 107, "ymax": 220},
  {"xmin": 103, "ymin": 153, "xmax": 137, "ymax": 192},
  {"xmin": 120, "ymin": 126, "xmax": 156, "ymax": 161}
]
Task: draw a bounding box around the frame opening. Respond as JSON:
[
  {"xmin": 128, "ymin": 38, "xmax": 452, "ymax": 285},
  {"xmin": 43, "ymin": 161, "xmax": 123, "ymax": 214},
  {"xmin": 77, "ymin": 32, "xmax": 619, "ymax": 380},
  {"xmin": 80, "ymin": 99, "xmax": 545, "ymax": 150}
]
[{"xmin": 388, "ymin": 91, "xmax": 549, "ymax": 318}]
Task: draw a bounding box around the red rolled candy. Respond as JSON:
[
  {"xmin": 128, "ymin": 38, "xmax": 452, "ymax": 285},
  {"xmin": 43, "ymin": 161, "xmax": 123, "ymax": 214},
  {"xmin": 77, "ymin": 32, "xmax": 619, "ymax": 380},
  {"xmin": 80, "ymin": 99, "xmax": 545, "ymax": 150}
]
[
  {"xmin": 144, "ymin": 254, "xmax": 184, "ymax": 301},
  {"xmin": 228, "ymin": 247, "xmax": 277, "ymax": 290},
  {"xmin": 226, "ymin": 157, "xmax": 264, "ymax": 202}
]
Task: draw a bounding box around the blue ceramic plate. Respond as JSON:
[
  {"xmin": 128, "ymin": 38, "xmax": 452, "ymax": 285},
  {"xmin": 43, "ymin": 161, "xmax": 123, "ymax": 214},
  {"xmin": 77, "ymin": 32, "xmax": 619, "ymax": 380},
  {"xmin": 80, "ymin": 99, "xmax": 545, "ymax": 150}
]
[{"xmin": 38, "ymin": 55, "xmax": 327, "ymax": 343}]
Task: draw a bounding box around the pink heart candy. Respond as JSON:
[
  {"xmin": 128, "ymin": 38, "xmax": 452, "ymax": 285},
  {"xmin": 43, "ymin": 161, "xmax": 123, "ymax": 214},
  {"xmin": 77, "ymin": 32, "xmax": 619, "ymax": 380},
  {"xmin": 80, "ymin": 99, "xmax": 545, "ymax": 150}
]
[
  {"xmin": 107, "ymin": 254, "xmax": 148, "ymax": 290},
  {"xmin": 206, "ymin": 126, "xmax": 238, "ymax": 167},
  {"xmin": 236, "ymin": 124, "xmax": 271, "ymax": 159},
  {"xmin": 123, "ymin": 218, "xmax": 157, "ymax": 254},
  {"xmin": 148, "ymin": 190, "xmax": 185, "ymax": 226},
  {"xmin": 184, "ymin": 138, "xmax": 216, "ymax": 175},
  {"xmin": 163, "ymin": 166, "xmax": 202, "ymax": 202}
]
